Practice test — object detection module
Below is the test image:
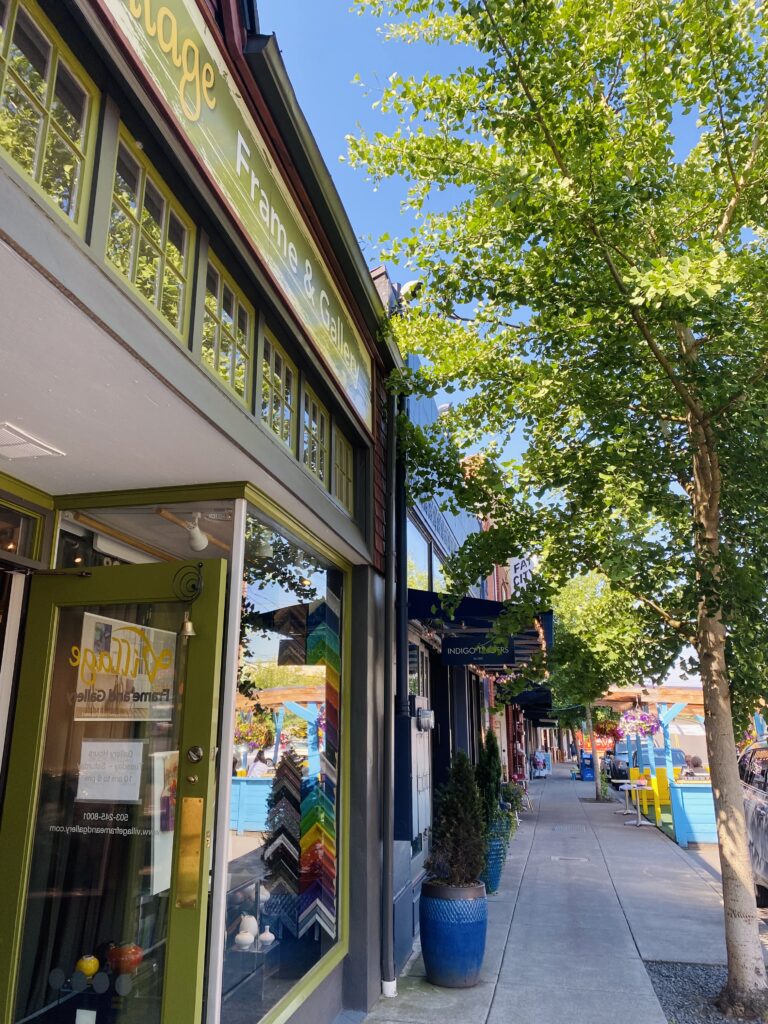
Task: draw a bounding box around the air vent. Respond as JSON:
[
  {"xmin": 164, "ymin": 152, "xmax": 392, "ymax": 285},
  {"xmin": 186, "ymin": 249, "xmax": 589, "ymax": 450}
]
[{"xmin": 0, "ymin": 423, "xmax": 64, "ymax": 460}]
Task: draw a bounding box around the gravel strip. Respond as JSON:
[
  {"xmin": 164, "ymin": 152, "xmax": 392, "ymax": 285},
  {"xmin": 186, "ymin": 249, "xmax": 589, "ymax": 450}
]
[{"xmin": 645, "ymin": 961, "xmax": 764, "ymax": 1024}]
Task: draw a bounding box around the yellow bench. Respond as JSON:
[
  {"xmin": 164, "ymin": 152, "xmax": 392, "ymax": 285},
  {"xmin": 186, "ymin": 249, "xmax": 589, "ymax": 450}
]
[{"xmin": 629, "ymin": 766, "xmax": 673, "ymax": 825}]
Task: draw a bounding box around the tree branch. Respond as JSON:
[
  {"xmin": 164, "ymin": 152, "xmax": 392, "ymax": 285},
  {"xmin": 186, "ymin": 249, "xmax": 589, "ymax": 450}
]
[
  {"xmin": 634, "ymin": 593, "xmax": 697, "ymax": 645},
  {"xmin": 714, "ymin": 109, "xmax": 766, "ymax": 244},
  {"xmin": 703, "ymin": 0, "xmax": 739, "ymax": 187}
]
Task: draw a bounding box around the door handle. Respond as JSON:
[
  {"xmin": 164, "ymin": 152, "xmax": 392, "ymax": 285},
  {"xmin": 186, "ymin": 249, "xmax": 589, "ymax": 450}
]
[{"xmin": 176, "ymin": 797, "xmax": 204, "ymax": 909}]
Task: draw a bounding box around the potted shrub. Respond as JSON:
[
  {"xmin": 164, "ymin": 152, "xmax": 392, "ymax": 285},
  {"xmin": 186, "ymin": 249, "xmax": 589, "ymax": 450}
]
[
  {"xmin": 476, "ymin": 728, "xmax": 512, "ymax": 894},
  {"xmin": 420, "ymin": 752, "xmax": 487, "ymax": 988}
]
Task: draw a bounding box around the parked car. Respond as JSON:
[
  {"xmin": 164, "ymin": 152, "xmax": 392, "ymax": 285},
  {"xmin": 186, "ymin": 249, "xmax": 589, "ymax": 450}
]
[
  {"xmin": 602, "ymin": 743, "xmax": 630, "ymax": 783},
  {"xmin": 632, "ymin": 747, "xmax": 688, "ymax": 770},
  {"xmin": 738, "ymin": 741, "xmax": 768, "ymax": 904},
  {"xmin": 604, "ymin": 744, "xmax": 688, "ymax": 786}
]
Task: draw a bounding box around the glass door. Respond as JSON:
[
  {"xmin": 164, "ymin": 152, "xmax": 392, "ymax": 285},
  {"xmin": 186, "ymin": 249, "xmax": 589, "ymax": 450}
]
[{"xmin": 0, "ymin": 559, "xmax": 227, "ymax": 1024}]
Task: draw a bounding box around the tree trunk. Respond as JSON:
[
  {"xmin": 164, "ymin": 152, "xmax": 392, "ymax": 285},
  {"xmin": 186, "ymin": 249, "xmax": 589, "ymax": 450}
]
[
  {"xmin": 690, "ymin": 418, "xmax": 768, "ymax": 1016},
  {"xmin": 585, "ymin": 704, "xmax": 602, "ymax": 801}
]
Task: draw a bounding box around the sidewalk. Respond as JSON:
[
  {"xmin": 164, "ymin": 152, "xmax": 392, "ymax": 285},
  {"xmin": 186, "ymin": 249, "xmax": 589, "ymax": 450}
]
[{"xmin": 362, "ymin": 765, "xmax": 768, "ymax": 1024}]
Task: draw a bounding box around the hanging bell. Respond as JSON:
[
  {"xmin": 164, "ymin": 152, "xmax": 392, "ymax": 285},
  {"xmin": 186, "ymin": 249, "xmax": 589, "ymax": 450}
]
[{"xmin": 180, "ymin": 610, "xmax": 196, "ymax": 638}]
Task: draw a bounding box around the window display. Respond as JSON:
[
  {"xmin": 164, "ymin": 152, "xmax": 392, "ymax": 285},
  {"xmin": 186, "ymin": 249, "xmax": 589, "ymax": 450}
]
[{"xmin": 220, "ymin": 510, "xmax": 343, "ymax": 1022}]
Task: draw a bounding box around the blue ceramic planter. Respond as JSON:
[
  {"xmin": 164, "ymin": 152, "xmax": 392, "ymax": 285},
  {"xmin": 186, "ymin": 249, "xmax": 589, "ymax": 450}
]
[
  {"xmin": 481, "ymin": 836, "xmax": 506, "ymax": 894},
  {"xmin": 419, "ymin": 881, "xmax": 487, "ymax": 988}
]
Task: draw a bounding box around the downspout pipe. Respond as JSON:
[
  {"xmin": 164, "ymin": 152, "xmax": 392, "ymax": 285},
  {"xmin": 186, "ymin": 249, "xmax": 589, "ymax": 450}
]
[
  {"xmin": 381, "ymin": 388, "xmax": 398, "ymax": 997},
  {"xmin": 394, "ymin": 392, "xmax": 410, "ymax": 721}
]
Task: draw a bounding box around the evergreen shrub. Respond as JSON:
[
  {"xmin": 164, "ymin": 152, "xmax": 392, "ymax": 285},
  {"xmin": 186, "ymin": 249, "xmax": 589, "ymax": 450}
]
[{"xmin": 426, "ymin": 751, "xmax": 485, "ymax": 886}]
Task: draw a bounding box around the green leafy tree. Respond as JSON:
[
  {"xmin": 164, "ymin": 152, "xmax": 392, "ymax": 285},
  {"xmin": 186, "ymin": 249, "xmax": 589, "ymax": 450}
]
[
  {"xmin": 547, "ymin": 574, "xmax": 667, "ymax": 799},
  {"xmin": 350, "ymin": 0, "xmax": 768, "ymax": 1011},
  {"xmin": 427, "ymin": 751, "xmax": 486, "ymax": 886}
]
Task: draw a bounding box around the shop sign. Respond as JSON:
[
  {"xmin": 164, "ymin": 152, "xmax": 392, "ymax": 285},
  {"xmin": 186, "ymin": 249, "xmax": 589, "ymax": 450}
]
[
  {"xmin": 100, "ymin": 0, "xmax": 373, "ymax": 429},
  {"xmin": 75, "ymin": 738, "xmax": 144, "ymax": 802},
  {"xmin": 509, "ymin": 557, "xmax": 533, "ymax": 595},
  {"xmin": 441, "ymin": 634, "xmax": 515, "ymax": 666},
  {"xmin": 71, "ymin": 612, "xmax": 175, "ymax": 721}
]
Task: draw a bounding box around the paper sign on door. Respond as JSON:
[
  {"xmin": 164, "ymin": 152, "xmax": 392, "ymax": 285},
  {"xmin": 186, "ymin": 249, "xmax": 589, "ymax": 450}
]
[{"xmin": 71, "ymin": 612, "xmax": 176, "ymax": 721}]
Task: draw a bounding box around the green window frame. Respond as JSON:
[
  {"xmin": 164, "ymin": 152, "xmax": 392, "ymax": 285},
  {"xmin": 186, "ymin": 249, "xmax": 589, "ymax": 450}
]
[
  {"xmin": 106, "ymin": 127, "xmax": 194, "ymax": 336},
  {"xmin": 0, "ymin": 0, "xmax": 99, "ymax": 232},
  {"xmin": 0, "ymin": 496, "xmax": 43, "ymax": 560},
  {"xmin": 302, "ymin": 384, "xmax": 330, "ymax": 488},
  {"xmin": 261, "ymin": 329, "xmax": 297, "ymax": 450},
  {"xmin": 203, "ymin": 253, "xmax": 254, "ymax": 404},
  {"xmin": 333, "ymin": 429, "xmax": 354, "ymax": 515}
]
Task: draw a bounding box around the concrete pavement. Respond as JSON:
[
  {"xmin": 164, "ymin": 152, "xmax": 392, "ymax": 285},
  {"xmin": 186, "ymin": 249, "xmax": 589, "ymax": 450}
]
[{"xmin": 362, "ymin": 764, "xmax": 767, "ymax": 1024}]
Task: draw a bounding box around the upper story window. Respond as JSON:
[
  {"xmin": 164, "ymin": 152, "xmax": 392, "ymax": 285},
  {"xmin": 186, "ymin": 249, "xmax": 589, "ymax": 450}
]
[
  {"xmin": 106, "ymin": 128, "xmax": 194, "ymax": 335},
  {"xmin": 302, "ymin": 385, "xmax": 329, "ymax": 487},
  {"xmin": 0, "ymin": 0, "xmax": 97, "ymax": 230},
  {"xmin": 333, "ymin": 430, "xmax": 354, "ymax": 515},
  {"xmin": 406, "ymin": 519, "xmax": 430, "ymax": 591},
  {"xmin": 261, "ymin": 331, "xmax": 296, "ymax": 450},
  {"xmin": 203, "ymin": 254, "xmax": 254, "ymax": 404}
]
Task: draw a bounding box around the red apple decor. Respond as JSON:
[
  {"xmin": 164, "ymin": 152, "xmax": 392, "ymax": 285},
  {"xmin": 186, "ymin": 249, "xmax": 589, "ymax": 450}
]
[{"xmin": 107, "ymin": 943, "xmax": 144, "ymax": 974}]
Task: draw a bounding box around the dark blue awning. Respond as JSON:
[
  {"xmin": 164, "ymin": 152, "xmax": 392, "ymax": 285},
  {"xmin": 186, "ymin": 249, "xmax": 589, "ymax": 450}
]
[{"xmin": 406, "ymin": 589, "xmax": 553, "ymax": 667}]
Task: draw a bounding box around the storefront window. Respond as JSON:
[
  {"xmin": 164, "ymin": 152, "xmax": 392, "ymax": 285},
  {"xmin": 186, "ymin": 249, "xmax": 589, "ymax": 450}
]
[
  {"xmin": 203, "ymin": 253, "xmax": 254, "ymax": 403},
  {"xmin": 333, "ymin": 430, "xmax": 354, "ymax": 515},
  {"xmin": 406, "ymin": 519, "xmax": 430, "ymax": 591},
  {"xmin": 0, "ymin": 500, "xmax": 39, "ymax": 558},
  {"xmin": 408, "ymin": 640, "xmax": 429, "ymax": 697},
  {"xmin": 302, "ymin": 385, "xmax": 329, "ymax": 487},
  {"xmin": 261, "ymin": 331, "xmax": 296, "ymax": 450},
  {"xmin": 106, "ymin": 129, "xmax": 193, "ymax": 334},
  {"xmin": 432, "ymin": 553, "xmax": 447, "ymax": 594},
  {"xmin": 0, "ymin": 0, "xmax": 97, "ymax": 228},
  {"xmin": 220, "ymin": 510, "xmax": 343, "ymax": 1023}
]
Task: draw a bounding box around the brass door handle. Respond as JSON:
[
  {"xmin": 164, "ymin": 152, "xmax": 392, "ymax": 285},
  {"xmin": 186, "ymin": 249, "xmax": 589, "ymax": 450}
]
[{"xmin": 176, "ymin": 797, "xmax": 204, "ymax": 909}]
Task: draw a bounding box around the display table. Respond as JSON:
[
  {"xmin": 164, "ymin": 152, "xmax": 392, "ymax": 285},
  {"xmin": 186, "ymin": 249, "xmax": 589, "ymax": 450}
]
[
  {"xmin": 223, "ymin": 938, "xmax": 280, "ymax": 1001},
  {"xmin": 613, "ymin": 781, "xmax": 635, "ymax": 816},
  {"xmin": 619, "ymin": 782, "xmax": 654, "ymax": 827}
]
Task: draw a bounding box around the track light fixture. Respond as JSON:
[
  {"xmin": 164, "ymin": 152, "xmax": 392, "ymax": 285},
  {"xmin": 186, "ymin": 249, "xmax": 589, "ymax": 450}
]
[{"xmin": 185, "ymin": 512, "xmax": 209, "ymax": 552}]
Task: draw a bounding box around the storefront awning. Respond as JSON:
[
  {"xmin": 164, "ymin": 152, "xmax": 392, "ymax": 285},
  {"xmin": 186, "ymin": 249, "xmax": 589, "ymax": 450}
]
[{"xmin": 406, "ymin": 589, "xmax": 553, "ymax": 666}]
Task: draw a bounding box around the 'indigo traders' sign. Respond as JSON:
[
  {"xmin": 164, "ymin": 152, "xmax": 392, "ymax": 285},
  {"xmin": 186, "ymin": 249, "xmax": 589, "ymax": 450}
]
[
  {"xmin": 102, "ymin": 0, "xmax": 373, "ymax": 429},
  {"xmin": 441, "ymin": 634, "xmax": 515, "ymax": 666}
]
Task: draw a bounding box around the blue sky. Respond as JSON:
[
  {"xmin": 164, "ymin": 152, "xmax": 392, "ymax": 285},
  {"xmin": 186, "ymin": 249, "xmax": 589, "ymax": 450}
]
[{"xmin": 257, "ymin": 2, "xmax": 466, "ymax": 268}]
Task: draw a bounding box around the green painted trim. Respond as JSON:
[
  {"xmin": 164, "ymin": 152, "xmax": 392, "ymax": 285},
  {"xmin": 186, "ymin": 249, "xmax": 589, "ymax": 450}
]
[
  {"xmin": 0, "ymin": 559, "xmax": 227, "ymax": 1022},
  {"xmin": 301, "ymin": 381, "xmax": 331, "ymax": 492},
  {"xmin": 0, "ymin": 0, "xmax": 101, "ymax": 237},
  {"xmin": 244, "ymin": 484, "xmax": 353, "ymax": 572},
  {"xmin": 0, "ymin": 496, "xmax": 45, "ymax": 560},
  {"xmin": 262, "ymin": 326, "xmax": 299, "ymax": 455},
  {"xmin": 203, "ymin": 248, "xmax": 255, "ymax": 407},
  {"xmin": 54, "ymin": 481, "xmax": 359, "ymax": 569},
  {"xmin": 56, "ymin": 481, "xmax": 250, "ymax": 509},
  {"xmin": 257, "ymin": 942, "xmax": 349, "ymax": 1024},
  {"xmin": 103, "ymin": 122, "xmax": 196, "ymax": 341},
  {"xmin": 163, "ymin": 559, "xmax": 227, "ymax": 1022},
  {"xmin": 0, "ymin": 470, "xmax": 54, "ymax": 509}
]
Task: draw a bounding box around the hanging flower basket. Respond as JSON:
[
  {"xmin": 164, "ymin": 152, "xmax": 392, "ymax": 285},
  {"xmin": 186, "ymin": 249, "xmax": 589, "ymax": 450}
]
[
  {"xmin": 594, "ymin": 720, "xmax": 619, "ymax": 739},
  {"xmin": 615, "ymin": 709, "xmax": 661, "ymax": 739}
]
